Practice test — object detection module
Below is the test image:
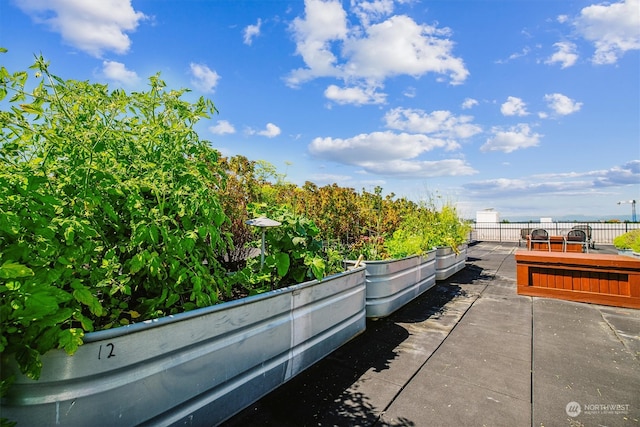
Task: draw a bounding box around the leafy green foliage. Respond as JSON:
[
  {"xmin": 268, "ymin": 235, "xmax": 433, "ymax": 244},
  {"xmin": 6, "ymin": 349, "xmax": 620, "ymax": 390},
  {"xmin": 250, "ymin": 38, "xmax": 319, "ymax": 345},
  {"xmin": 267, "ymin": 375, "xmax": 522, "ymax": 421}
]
[
  {"xmin": 613, "ymin": 229, "xmax": 640, "ymax": 252},
  {"xmin": 346, "ymin": 236, "xmax": 388, "ymax": 260},
  {"xmin": 0, "ymin": 54, "xmax": 230, "ymax": 385},
  {"xmin": 385, "ymin": 202, "xmax": 471, "ymax": 258},
  {"xmin": 215, "ymin": 155, "xmax": 265, "ymax": 271},
  {"xmin": 0, "ymin": 53, "xmax": 472, "ymax": 413},
  {"xmin": 229, "ymin": 203, "xmax": 332, "ymax": 293}
]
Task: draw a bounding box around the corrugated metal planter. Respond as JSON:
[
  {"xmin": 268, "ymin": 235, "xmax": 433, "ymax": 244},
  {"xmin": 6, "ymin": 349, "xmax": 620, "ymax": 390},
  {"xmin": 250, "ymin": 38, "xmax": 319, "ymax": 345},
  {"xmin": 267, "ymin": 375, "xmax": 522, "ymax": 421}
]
[
  {"xmin": 435, "ymin": 244, "xmax": 467, "ymax": 281},
  {"xmin": 345, "ymin": 249, "xmax": 436, "ymax": 319},
  {"xmin": 1, "ymin": 266, "xmax": 367, "ymax": 427}
]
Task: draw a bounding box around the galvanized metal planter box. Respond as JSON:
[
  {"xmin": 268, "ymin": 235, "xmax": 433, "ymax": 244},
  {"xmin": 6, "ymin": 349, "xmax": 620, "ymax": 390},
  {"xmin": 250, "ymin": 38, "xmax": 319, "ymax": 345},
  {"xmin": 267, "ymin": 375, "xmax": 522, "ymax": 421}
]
[
  {"xmin": 345, "ymin": 250, "xmax": 436, "ymax": 319},
  {"xmin": 435, "ymin": 244, "xmax": 467, "ymax": 281},
  {"xmin": 1, "ymin": 266, "xmax": 367, "ymax": 427}
]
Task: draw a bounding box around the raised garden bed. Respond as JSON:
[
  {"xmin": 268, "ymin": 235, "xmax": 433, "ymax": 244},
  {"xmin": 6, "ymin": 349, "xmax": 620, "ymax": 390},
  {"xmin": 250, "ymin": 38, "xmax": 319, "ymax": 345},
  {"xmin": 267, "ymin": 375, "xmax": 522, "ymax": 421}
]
[
  {"xmin": 435, "ymin": 244, "xmax": 467, "ymax": 281},
  {"xmin": 345, "ymin": 250, "xmax": 436, "ymax": 319},
  {"xmin": 1, "ymin": 267, "xmax": 367, "ymax": 426},
  {"xmin": 515, "ymin": 251, "xmax": 640, "ymax": 309}
]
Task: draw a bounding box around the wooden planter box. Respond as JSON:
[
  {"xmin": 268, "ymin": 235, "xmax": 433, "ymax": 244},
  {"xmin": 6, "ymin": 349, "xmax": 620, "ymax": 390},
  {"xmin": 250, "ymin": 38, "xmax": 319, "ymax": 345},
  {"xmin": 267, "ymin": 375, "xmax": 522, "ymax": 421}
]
[
  {"xmin": 1, "ymin": 267, "xmax": 367, "ymax": 427},
  {"xmin": 515, "ymin": 251, "xmax": 640, "ymax": 309},
  {"xmin": 527, "ymin": 236, "xmax": 584, "ymax": 252},
  {"xmin": 345, "ymin": 250, "xmax": 436, "ymax": 319}
]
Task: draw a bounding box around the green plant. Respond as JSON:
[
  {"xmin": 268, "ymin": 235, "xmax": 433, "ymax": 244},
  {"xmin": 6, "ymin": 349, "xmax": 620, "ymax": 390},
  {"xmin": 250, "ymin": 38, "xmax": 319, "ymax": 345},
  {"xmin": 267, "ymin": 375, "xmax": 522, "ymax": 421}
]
[
  {"xmin": 613, "ymin": 229, "xmax": 640, "ymax": 252},
  {"xmin": 0, "ymin": 54, "xmax": 230, "ymax": 389},
  {"xmin": 347, "ymin": 235, "xmax": 388, "ymax": 260},
  {"xmin": 229, "ymin": 203, "xmax": 331, "ymax": 293},
  {"xmin": 384, "ymin": 202, "xmax": 471, "ymax": 257},
  {"xmin": 428, "ymin": 204, "xmax": 472, "ymax": 250}
]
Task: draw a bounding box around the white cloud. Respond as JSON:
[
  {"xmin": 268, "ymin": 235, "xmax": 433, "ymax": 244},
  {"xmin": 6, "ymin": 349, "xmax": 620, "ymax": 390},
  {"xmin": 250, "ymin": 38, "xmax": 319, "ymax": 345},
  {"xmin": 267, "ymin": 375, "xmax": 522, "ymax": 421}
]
[
  {"xmin": 464, "ymin": 160, "xmax": 640, "ymax": 197},
  {"xmin": 342, "ymin": 15, "xmax": 468, "ymax": 84},
  {"xmin": 544, "ymin": 93, "xmax": 583, "ymax": 115},
  {"xmin": 309, "ymin": 131, "xmax": 447, "ymax": 163},
  {"xmin": 508, "ymin": 47, "xmax": 531, "ymax": 61},
  {"xmin": 481, "ymin": 124, "xmax": 542, "ymax": 153},
  {"xmin": 244, "ymin": 18, "xmax": 262, "ymax": 45},
  {"xmin": 495, "ymin": 47, "xmax": 531, "ymax": 64},
  {"xmin": 351, "ymin": 0, "xmax": 395, "ymax": 26},
  {"xmin": 574, "ymin": 0, "xmax": 640, "ymax": 65},
  {"xmin": 257, "ymin": 123, "xmax": 281, "ymax": 138},
  {"xmin": 593, "ymin": 160, "xmax": 640, "ymax": 186},
  {"xmin": 16, "ymin": 0, "xmax": 147, "ymax": 57},
  {"xmin": 545, "ymin": 42, "xmax": 579, "ymax": 68},
  {"xmin": 288, "ymin": 0, "xmax": 348, "ymax": 86},
  {"xmin": 324, "ymin": 84, "xmax": 386, "ymax": 105},
  {"xmin": 359, "ymin": 158, "xmax": 477, "ymax": 178},
  {"xmin": 403, "ymin": 86, "xmax": 417, "ymax": 98},
  {"xmin": 500, "ymin": 96, "xmax": 529, "ymax": 116},
  {"xmin": 532, "ymin": 161, "xmax": 640, "ymax": 186},
  {"xmin": 189, "ymin": 63, "xmax": 220, "ymax": 93},
  {"xmin": 308, "ymin": 130, "xmax": 476, "ymax": 177},
  {"xmin": 464, "ymin": 177, "xmax": 593, "ymax": 197},
  {"xmin": 309, "ymin": 172, "xmax": 353, "ymax": 184},
  {"xmin": 287, "ymin": 0, "xmax": 468, "ymax": 94},
  {"xmin": 209, "ymin": 120, "xmax": 236, "ymax": 135},
  {"xmin": 101, "ymin": 60, "xmax": 139, "ymax": 85},
  {"xmin": 461, "ymin": 98, "xmax": 478, "ymax": 109},
  {"xmin": 384, "ymin": 107, "xmax": 481, "ymax": 145}
]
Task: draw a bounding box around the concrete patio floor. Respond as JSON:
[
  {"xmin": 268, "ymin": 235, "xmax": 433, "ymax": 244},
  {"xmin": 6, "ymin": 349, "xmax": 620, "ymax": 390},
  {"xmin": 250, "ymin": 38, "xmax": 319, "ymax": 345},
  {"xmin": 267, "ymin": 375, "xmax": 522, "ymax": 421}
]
[{"xmin": 222, "ymin": 242, "xmax": 640, "ymax": 427}]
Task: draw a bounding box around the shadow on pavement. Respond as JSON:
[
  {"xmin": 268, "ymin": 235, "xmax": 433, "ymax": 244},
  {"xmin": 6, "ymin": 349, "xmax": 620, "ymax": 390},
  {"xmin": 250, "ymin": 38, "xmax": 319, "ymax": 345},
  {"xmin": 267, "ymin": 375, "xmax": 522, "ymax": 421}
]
[{"xmin": 221, "ymin": 264, "xmax": 490, "ymax": 426}]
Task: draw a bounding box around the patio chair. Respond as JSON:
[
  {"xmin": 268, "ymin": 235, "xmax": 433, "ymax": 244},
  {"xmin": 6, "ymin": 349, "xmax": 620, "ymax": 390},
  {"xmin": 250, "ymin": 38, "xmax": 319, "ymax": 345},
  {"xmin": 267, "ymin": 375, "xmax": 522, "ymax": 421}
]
[
  {"xmin": 519, "ymin": 228, "xmax": 532, "ymax": 247},
  {"xmin": 564, "ymin": 229, "xmax": 589, "ymax": 253},
  {"xmin": 528, "ymin": 228, "xmax": 551, "ymax": 251},
  {"xmin": 571, "ymin": 225, "xmax": 595, "ymax": 249}
]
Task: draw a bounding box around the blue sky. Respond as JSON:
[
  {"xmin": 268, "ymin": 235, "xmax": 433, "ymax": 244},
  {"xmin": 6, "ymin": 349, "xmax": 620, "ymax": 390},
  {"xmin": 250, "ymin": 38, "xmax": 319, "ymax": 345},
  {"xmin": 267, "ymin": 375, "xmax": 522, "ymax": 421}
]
[{"xmin": 2, "ymin": 0, "xmax": 639, "ymax": 220}]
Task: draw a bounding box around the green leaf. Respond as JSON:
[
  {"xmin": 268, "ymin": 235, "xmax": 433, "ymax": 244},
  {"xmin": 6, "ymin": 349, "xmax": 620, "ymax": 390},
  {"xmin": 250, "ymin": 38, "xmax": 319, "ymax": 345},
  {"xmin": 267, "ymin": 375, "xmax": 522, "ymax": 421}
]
[
  {"xmin": 308, "ymin": 257, "xmax": 326, "ymax": 281},
  {"xmin": 58, "ymin": 328, "xmax": 84, "ymax": 355},
  {"xmin": 19, "ymin": 103, "xmax": 43, "ymax": 115},
  {"xmin": 192, "ymin": 276, "xmax": 202, "ymax": 293},
  {"xmin": 73, "ymin": 286, "xmax": 104, "ymax": 317},
  {"xmin": 148, "ymin": 225, "xmax": 159, "ymax": 244},
  {"xmin": 64, "ymin": 226, "xmax": 75, "ymax": 246},
  {"xmin": 15, "ymin": 346, "xmax": 42, "ymax": 380},
  {"xmin": 37, "ymin": 326, "xmax": 63, "ymax": 355},
  {"xmin": 274, "ymin": 253, "xmax": 290, "ymax": 277},
  {"xmin": 102, "ymin": 201, "xmax": 120, "ymax": 224},
  {"xmin": 0, "ymin": 262, "xmax": 34, "ymax": 279},
  {"xmin": 165, "ymin": 293, "xmax": 180, "ymax": 307},
  {"xmin": 0, "ymin": 211, "xmax": 21, "ymax": 235},
  {"xmin": 292, "ymin": 237, "xmax": 306, "ymax": 247},
  {"xmin": 129, "ymin": 253, "xmax": 145, "ymax": 274},
  {"xmin": 21, "ymin": 290, "xmax": 60, "ymax": 321},
  {"xmin": 74, "ymin": 312, "xmax": 94, "ymax": 332}
]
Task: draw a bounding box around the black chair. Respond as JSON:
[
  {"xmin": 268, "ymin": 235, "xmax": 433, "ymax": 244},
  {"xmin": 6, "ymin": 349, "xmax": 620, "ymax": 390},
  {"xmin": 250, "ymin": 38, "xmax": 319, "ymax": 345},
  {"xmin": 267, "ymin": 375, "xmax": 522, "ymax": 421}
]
[
  {"xmin": 564, "ymin": 229, "xmax": 588, "ymax": 253},
  {"xmin": 529, "ymin": 228, "xmax": 551, "ymax": 251},
  {"xmin": 571, "ymin": 225, "xmax": 594, "ymax": 249},
  {"xmin": 519, "ymin": 228, "xmax": 532, "ymax": 247}
]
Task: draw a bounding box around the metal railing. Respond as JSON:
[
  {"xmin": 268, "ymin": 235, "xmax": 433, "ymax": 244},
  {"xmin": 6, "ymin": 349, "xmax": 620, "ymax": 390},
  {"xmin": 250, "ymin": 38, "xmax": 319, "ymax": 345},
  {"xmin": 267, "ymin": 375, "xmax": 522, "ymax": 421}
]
[{"xmin": 471, "ymin": 222, "xmax": 640, "ymax": 246}]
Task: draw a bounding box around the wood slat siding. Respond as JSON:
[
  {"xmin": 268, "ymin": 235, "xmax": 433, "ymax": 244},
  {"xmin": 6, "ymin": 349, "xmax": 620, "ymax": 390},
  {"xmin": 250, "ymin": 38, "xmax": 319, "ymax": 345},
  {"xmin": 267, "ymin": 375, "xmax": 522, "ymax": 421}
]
[{"xmin": 515, "ymin": 251, "xmax": 640, "ymax": 309}]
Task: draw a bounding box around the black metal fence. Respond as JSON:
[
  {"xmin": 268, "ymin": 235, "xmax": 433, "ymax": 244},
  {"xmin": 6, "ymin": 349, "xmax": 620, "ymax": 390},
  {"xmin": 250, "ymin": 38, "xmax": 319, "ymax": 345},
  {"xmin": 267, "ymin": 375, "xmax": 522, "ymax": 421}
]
[{"xmin": 471, "ymin": 222, "xmax": 640, "ymax": 246}]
